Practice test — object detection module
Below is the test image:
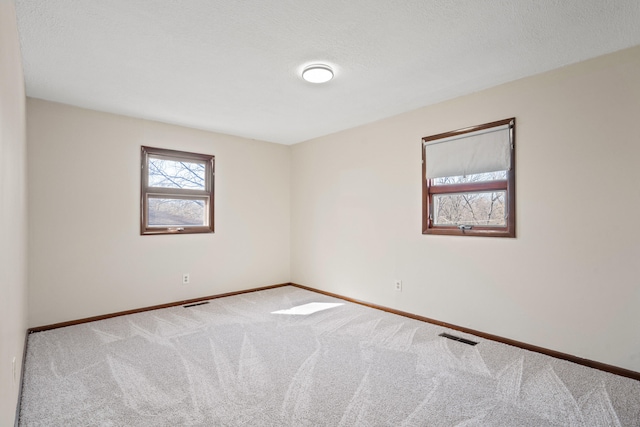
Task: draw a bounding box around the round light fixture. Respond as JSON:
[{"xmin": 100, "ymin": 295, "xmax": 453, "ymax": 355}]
[{"xmin": 302, "ymin": 64, "xmax": 334, "ymax": 84}]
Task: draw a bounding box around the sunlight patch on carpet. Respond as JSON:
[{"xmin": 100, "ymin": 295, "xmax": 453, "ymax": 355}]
[{"xmin": 271, "ymin": 302, "xmax": 343, "ymax": 315}]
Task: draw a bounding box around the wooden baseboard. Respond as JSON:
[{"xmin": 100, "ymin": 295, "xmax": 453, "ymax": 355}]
[
  {"xmin": 28, "ymin": 283, "xmax": 291, "ymax": 333},
  {"xmin": 290, "ymin": 283, "xmax": 640, "ymax": 382},
  {"xmin": 27, "ymin": 281, "xmax": 640, "ymax": 382},
  {"xmin": 14, "ymin": 329, "xmax": 29, "ymax": 427}
]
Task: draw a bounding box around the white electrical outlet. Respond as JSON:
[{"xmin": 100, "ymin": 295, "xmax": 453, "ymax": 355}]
[
  {"xmin": 12, "ymin": 356, "xmax": 16, "ymax": 384},
  {"xmin": 182, "ymin": 273, "xmax": 190, "ymax": 285},
  {"xmin": 394, "ymin": 280, "xmax": 402, "ymax": 291}
]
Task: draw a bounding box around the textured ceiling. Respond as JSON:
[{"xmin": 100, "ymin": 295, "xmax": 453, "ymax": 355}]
[{"xmin": 14, "ymin": 0, "xmax": 640, "ymax": 145}]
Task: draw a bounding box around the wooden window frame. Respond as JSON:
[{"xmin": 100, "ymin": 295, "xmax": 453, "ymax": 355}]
[
  {"xmin": 422, "ymin": 118, "xmax": 516, "ymax": 238},
  {"xmin": 141, "ymin": 146, "xmax": 215, "ymax": 235}
]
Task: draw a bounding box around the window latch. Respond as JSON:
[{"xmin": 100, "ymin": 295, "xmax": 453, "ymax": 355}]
[{"xmin": 458, "ymin": 225, "xmax": 473, "ymax": 231}]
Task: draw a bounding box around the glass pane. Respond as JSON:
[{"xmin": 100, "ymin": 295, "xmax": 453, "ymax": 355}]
[
  {"xmin": 432, "ymin": 170, "xmax": 507, "ymax": 185},
  {"xmin": 148, "ymin": 157, "xmax": 206, "ymax": 190},
  {"xmin": 433, "ymin": 191, "xmax": 506, "ymax": 227},
  {"xmin": 148, "ymin": 198, "xmax": 207, "ymax": 226}
]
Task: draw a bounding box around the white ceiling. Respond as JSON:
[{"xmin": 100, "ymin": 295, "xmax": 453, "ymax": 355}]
[{"xmin": 14, "ymin": 1, "xmax": 640, "ymax": 145}]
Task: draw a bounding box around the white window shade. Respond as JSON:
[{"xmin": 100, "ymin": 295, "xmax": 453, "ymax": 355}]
[{"xmin": 424, "ymin": 124, "xmax": 512, "ymax": 179}]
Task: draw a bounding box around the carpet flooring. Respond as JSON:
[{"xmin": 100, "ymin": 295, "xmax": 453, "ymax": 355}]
[{"xmin": 19, "ymin": 286, "xmax": 640, "ymax": 426}]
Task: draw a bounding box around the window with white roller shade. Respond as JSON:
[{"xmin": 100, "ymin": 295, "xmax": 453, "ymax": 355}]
[{"xmin": 422, "ymin": 118, "xmax": 516, "ymax": 238}]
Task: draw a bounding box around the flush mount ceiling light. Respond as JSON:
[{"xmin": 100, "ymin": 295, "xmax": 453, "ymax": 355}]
[{"xmin": 302, "ymin": 64, "xmax": 334, "ymax": 84}]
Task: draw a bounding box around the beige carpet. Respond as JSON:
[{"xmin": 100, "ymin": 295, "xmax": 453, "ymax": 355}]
[{"xmin": 19, "ymin": 286, "xmax": 640, "ymax": 426}]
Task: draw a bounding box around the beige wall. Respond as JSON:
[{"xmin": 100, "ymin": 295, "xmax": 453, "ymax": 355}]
[
  {"xmin": 0, "ymin": 1, "xmax": 28, "ymax": 425},
  {"xmin": 27, "ymin": 100, "xmax": 291, "ymax": 327},
  {"xmin": 291, "ymin": 46, "xmax": 640, "ymax": 372}
]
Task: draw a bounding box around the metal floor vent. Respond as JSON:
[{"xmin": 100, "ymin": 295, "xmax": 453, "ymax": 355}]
[
  {"xmin": 183, "ymin": 301, "xmax": 210, "ymax": 308},
  {"xmin": 439, "ymin": 332, "xmax": 478, "ymax": 346}
]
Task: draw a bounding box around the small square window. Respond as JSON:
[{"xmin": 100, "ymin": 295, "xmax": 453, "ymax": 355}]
[
  {"xmin": 422, "ymin": 118, "xmax": 515, "ymax": 237},
  {"xmin": 141, "ymin": 146, "xmax": 214, "ymax": 235}
]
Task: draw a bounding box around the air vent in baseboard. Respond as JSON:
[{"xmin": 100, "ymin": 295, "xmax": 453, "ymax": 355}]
[
  {"xmin": 439, "ymin": 332, "xmax": 478, "ymax": 346},
  {"xmin": 183, "ymin": 301, "xmax": 210, "ymax": 308}
]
